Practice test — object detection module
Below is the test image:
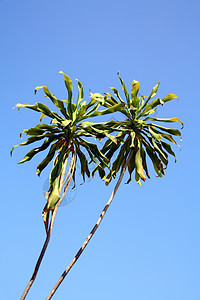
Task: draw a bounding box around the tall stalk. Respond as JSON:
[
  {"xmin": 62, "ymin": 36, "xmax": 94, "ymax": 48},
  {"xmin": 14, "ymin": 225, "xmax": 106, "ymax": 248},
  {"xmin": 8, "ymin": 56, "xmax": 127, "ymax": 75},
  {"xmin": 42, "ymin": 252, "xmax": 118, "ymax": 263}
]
[
  {"xmin": 20, "ymin": 152, "xmax": 76, "ymax": 300},
  {"xmin": 45, "ymin": 149, "xmax": 134, "ymax": 300}
]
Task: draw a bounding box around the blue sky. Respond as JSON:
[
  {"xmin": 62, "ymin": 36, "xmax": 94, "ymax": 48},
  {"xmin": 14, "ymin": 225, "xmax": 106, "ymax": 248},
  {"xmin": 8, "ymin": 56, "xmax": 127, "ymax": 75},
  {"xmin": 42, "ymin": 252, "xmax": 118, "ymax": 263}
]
[{"xmin": 1, "ymin": 0, "xmax": 200, "ymax": 299}]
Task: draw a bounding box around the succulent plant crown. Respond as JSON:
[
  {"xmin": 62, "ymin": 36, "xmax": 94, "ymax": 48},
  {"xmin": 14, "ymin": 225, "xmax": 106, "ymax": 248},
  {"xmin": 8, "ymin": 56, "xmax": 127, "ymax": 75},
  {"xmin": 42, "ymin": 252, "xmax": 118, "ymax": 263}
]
[
  {"xmin": 11, "ymin": 72, "xmax": 123, "ymax": 227},
  {"xmin": 92, "ymin": 74, "xmax": 183, "ymax": 186}
]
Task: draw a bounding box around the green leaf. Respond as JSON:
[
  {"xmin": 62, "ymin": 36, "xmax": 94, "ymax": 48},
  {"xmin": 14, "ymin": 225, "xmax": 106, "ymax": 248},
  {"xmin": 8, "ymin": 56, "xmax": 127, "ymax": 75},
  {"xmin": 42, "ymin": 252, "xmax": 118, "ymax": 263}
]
[
  {"xmin": 135, "ymin": 142, "xmax": 146, "ymax": 181},
  {"xmin": 111, "ymin": 139, "xmax": 130, "ymax": 176},
  {"xmin": 78, "ymin": 137, "xmax": 109, "ymax": 168},
  {"xmin": 76, "ymin": 79, "xmax": 84, "ymax": 109},
  {"xmin": 59, "ymin": 71, "xmax": 73, "ymax": 117},
  {"xmin": 161, "ymin": 133, "xmax": 180, "ymax": 146},
  {"xmin": 161, "ymin": 141, "xmax": 176, "ymax": 161},
  {"xmin": 90, "ymin": 93, "xmax": 104, "ymax": 104},
  {"xmin": 139, "ymin": 107, "xmax": 157, "ymax": 118},
  {"xmin": 15, "ymin": 102, "xmax": 64, "ymax": 123},
  {"xmin": 141, "ymin": 93, "xmax": 177, "ymax": 116},
  {"xmin": 141, "ymin": 147, "xmax": 150, "ymax": 179},
  {"xmin": 130, "ymin": 131, "xmax": 135, "ymax": 148},
  {"xmin": 135, "ymin": 170, "xmax": 141, "ymax": 186},
  {"xmin": 90, "ymin": 126, "xmax": 117, "ymax": 143},
  {"xmin": 61, "ymin": 119, "xmax": 72, "ymax": 127},
  {"xmin": 82, "ymin": 102, "xmax": 100, "ymax": 118},
  {"xmin": 150, "ymin": 138, "xmax": 168, "ymax": 166},
  {"xmin": 162, "ymin": 94, "xmax": 178, "ymax": 103},
  {"xmin": 36, "ymin": 86, "xmax": 69, "ymax": 119},
  {"xmin": 36, "ymin": 141, "xmax": 60, "ymax": 176},
  {"xmin": 19, "ymin": 137, "xmax": 55, "ymax": 164},
  {"xmin": 15, "ymin": 103, "xmax": 41, "ymax": 113},
  {"xmin": 85, "ymin": 98, "xmax": 97, "ymax": 110},
  {"xmin": 138, "ymin": 81, "xmax": 160, "ymax": 113},
  {"xmin": 140, "ymin": 98, "xmax": 162, "ymax": 115},
  {"xmin": 146, "ymin": 146, "xmax": 164, "ymax": 177},
  {"xmin": 48, "ymin": 147, "xmax": 68, "ymax": 209},
  {"xmin": 149, "ymin": 123, "xmax": 182, "ymax": 137},
  {"xmin": 40, "ymin": 113, "xmax": 46, "ymax": 122},
  {"xmin": 118, "ymin": 75, "xmax": 130, "ymax": 107},
  {"xmin": 126, "ymin": 150, "xmax": 136, "ymax": 184},
  {"xmin": 104, "ymin": 140, "xmax": 123, "ymax": 159},
  {"xmin": 109, "ymin": 87, "xmax": 125, "ymax": 104},
  {"xmin": 21, "ymin": 124, "xmax": 59, "ymax": 136},
  {"xmin": 149, "ymin": 81, "xmax": 160, "ymax": 99},
  {"xmin": 75, "ymin": 143, "xmax": 90, "ymax": 182},
  {"xmin": 138, "ymin": 95, "xmax": 147, "ymax": 110},
  {"xmin": 149, "ymin": 128, "xmax": 181, "ymax": 147},
  {"xmin": 87, "ymin": 103, "xmax": 125, "ymax": 118},
  {"xmin": 10, "ymin": 134, "xmax": 50, "ymax": 156},
  {"xmin": 98, "ymin": 167, "xmax": 106, "ymax": 180},
  {"xmin": 144, "ymin": 117, "xmax": 183, "ymax": 129},
  {"xmin": 105, "ymin": 170, "xmax": 114, "ymax": 186},
  {"xmin": 131, "ymin": 80, "xmax": 140, "ymax": 108},
  {"xmin": 148, "ymin": 126, "xmax": 161, "ymax": 142},
  {"xmin": 104, "ymin": 93, "xmax": 118, "ymax": 105}
]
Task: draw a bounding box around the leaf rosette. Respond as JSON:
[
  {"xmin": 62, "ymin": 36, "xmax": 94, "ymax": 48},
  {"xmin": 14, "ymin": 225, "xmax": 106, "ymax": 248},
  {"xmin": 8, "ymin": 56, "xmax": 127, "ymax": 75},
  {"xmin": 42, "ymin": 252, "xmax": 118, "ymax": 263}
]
[
  {"xmin": 92, "ymin": 75, "xmax": 183, "ymax": 186},
  {"xmin": 11, "ymin": 72, "xmax": 119, "ymax": 230}
]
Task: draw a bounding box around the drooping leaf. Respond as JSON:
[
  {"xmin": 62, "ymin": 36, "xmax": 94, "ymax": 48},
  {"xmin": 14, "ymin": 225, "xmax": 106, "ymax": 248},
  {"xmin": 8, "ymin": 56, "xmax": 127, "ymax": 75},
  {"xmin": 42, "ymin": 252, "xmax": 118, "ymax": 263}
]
[
  {"xmin": 16, "ymin": 102, "xmax": 64, "ymax": 123},
  {"xmin": 36, "ymin": 141, "xmax": 61, "ymax": 176},
  {"xmin": 161, "ymin": 141, "xmax": 176, "ymax": 161},
  {"xmin": 48, "ymin": 147, "xmax": 68, "ymax": 209},
  {"xmin": 21, "ymin": 124, "xmax": 60, "ymax": 136},
  {"xmin": 144, "ymin": 117, "xmax": 183, "ymax": 129},
  {"xmin": 149, "ymin": 123, "xmax": 182, "ymax": 137},
  {"xmin": 10, "ymin": 134, "xmax": 51, "ymax": 156},
  {"xmin": 19, "ymin": 137, "xmax": 55, "ymax": 164},
  {"xmin": 111, "ymin": 139, "xmax": 130, "ymax": 177},
  {"xmin": 135, "ymin": 170, "xmax": 141, "ymax": 186},
  {"xmin": 141, "ymin": 147, "xmax": 150, "ymax": 179},
  {"xmin": 145, "ymin": 146, "xmax": 164, "ymax": 177},
  {"xmin": 126, "ymin": 151, "xmax": 136, "ymax": 184},
  {"xmin": 148, "ymin": 126, "xmax": 161, "ymax": 142},
  {"xmin": 75, "ymin": 142, "xmax": 90, "ymax": 182},
  {"xmin": 150, "ymin": 127, "xmax": 181, "ymax": 147},
  {"xmin": 149, "ymin": 138, "xmax": 168, "ymax": 166},
  {"xmin": 78, "ymin": 137, "xmax": 109, "ymax": 168},
  {"xmin": 135, "ymin": 142, "xmax": 146, "ymax": 181}
]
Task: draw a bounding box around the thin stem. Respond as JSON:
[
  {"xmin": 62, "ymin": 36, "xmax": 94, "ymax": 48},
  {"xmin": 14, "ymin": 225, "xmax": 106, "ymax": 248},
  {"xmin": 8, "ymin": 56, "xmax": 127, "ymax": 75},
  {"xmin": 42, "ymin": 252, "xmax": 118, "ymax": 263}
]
[
  {"xmin": 46, "ymin": 149, "xmax": 134, "ymax": 300},
  {"xmin": 20, "ymin": 208, "xmax": 56, "ymax": 300},
  {"xmin": 20, "ymin": 152, "xmax": 76, "ymax": 300}
]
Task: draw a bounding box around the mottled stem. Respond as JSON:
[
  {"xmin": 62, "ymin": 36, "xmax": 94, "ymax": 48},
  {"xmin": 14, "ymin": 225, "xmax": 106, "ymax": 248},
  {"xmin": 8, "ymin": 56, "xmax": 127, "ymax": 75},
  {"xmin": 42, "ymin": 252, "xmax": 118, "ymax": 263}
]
[
  {"xmin": 46, "ymin": 149, "xmax": 133, "ymax": 300},
  {"xmin": 20, "ymin": 152, "xmax": 76, "ymax": 300}
]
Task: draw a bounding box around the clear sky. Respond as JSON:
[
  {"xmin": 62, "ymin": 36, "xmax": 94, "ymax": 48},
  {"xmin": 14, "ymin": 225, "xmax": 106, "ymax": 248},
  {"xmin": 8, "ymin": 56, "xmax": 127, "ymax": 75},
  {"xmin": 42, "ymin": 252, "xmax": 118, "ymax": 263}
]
[{"xmin": 1, "ymin": 0, "xmax": 200, "ymax": 299}]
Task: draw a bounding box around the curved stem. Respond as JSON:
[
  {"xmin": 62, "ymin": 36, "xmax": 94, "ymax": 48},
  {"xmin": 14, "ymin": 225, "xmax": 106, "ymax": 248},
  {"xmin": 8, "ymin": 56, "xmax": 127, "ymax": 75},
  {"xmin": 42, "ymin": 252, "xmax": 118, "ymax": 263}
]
[
  {"xmin": 46, "ymin": 149, "xmax": 134, "ymax": 300},
  {"xmin": 20, "ymin": 152, "xmax": 76, "ymax": 300}
]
